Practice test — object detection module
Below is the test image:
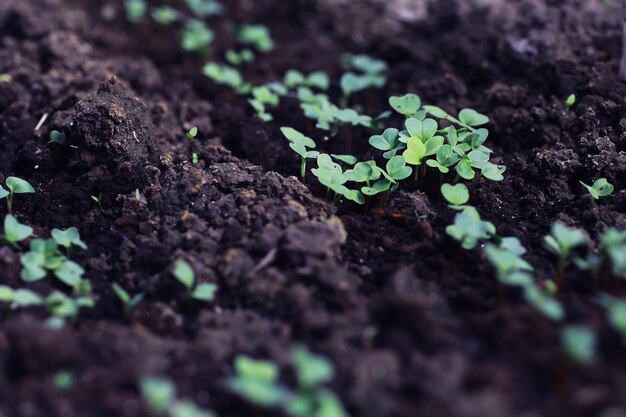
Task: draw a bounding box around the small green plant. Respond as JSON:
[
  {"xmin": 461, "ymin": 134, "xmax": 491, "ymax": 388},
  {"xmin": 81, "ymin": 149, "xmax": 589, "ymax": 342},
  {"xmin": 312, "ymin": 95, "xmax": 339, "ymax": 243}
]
[
  {"xmin": 0, "ymin": 176, "xmax": 35, "ymax": 213},
  {"xmin": 182, "ymin": 20, "xmax": 214, "ymax": 55},
  {"xmin": 125, "ymin": 0, "xmax": 147, "ymax": 22},
  {"xmin": 185, "ymin": 0, "xmax": 223, "ymax": 17},
  {"xmin": 446, "ymin": 207, "xmax": 495, "ymax": 250},
  {"xmin": 580, "ymin": 178, "xmax": 614, "ymax": 200},
  {"xmin": 112, "ymin": 283, "xmax": 144, "ymax": 313},
  {"xmin": 0, "ymin": 285, "xmax": 44, "ymax": 308},
  {"xmin": 141, "ymin": 376, "xmax": 216, "ymax": 417},
  {"xmin": 228, "ymin": 346, "xmax": 349, "ymax": 417},
  {"xmin": 340, "ymin": 54, "xmax": 387, "ymax": 107},
  {"xmin": 440, "ymin": 183, "xmax": 469, "ymax": 208},
  {"xmin": 565, "ymin": 94, "xmax": 576, "ymax": 111},
  {"xmin": 172, "ymin": 260, "xmax": 218, "ymax": 301},
  {"xmin": 238, "ymin": 24, "xmax": 274, "ymax": 52},
  {"xmin": 284, "ymin": 70, "xmax": 330, "ymax": 90},
  {"xmin": 52, "ymin": 227, "xmax": 87, "ymax": 254},
  {"xmin": 389, "ymin": 93, "xmax": 422, "ymax": 118},
  {"xmin": 0, "ymin": 74, "xmax": 12, "ymax": 83},
  {"xmin": 53, "ymin": 371, "xmax": 74, "ymax": 392},
  {"xmin": 226, "ymin": 49, "xmax": 255, "ymax": 66},
  {"xmin": 599, "ymin": 228, "xmax": 626, "ymax": 279},
  {"xmin": 369, "ymin": 128, "xmax": 403, "ymax": 159},
  {"xmin": 281, "ymin": 127, "xmax": 318, "ymax": 180},
  {"xmin": 187, "ymin": 127, "xmax": 198, "ymax": 139},
  {"xmin": 561, "ymin": 325, "xmax": 596, "ymax": 365},
  {"xmin": 203, "ymin": 62, "xmax": 248, "ymax": 92},
  {"xmin": 544, "ymin": 221, "xmax": 587, "ymax": 289},
  {"xmin": 49, "ymin": 130, "xmax": 66, "ymax": 145},
  {"xmin": 311, "ymin": 154, "xmax": 364, "ymax": 204},
  {"xmin": 3, "ymin": 215, "xmax": 33, "ymax": 246},
  {"xmin": 151, "ymin": 6, "xmax": 179, "ymax": 24},
  {"xmin": 46, "ymin": 289, "xmax": 94, "ymax": 320},
  {"xmin": 600, "ymin": 295, "xmax": 626, "ymax": 343},
  {"xmin": 249, "ymin": 86, "xmax": 280, "ymax": 121},
  {"xmin": 91, "ymin": 194, "xmax": 104, "ymax": 211}
]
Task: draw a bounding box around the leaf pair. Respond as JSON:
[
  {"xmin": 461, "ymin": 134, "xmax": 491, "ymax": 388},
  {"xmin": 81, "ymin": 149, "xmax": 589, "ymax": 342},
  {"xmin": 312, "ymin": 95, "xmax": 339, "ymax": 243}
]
[{"xmin": 173, "ymin": 260, "xmax": 218, "ymax": 301}]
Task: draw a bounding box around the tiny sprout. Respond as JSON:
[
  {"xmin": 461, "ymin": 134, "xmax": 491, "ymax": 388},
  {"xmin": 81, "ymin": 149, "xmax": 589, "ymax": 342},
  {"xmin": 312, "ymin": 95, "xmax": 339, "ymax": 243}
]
[
  {"xmin": 226, "ymin": 49, "xmax": 255, "ymax": 66},
  {"xmin": 458, "ymin": 109, "xmax": 490, "ymax": 127},
  {"xmin": 228, "ymin": 356, "xmax": 283, "ymax": 406},
  {"xmin": 565, "ymin": 94, "xmax": 576, "ymax": 110},
  {"xmin": 46, "ymin": 290, "xmax": 94, "ymax": 319},
  {"xmin": 151, "ymin": 6, "xmax": 179, "ymax": 24},
  {"xmin": 281, "ymin": 127, "xmax": 318, "ymax": 180},
  {"xmin": 369, "ymin": 128, "xmax": 403, "ymax": 159},
  {"xmin": 580, "ymin": 178, "xmax": 614, "ymax": 200},
  {"xmin": 192, "ymin": 153, "xmax": 199, "ymax": 164},
  {"xmin": 112, "ymin": 283, "xmax": 143, "ymax": 313},
  {"xmin": 284, "ymin": 70, "xmax": 330, "ymax": 90},
  {"xmin": 544, "ymin": 221, "xmax": 587, "ymax": 289},
  {"xmin": 3, "ymin": 215, "xmax": 33, "ymax": 246},
  {"xmin": 49, "ymin": 130, "xmax": 66, "ymax": 145},
  {"xmin": 0, "ymin": 74, "xmax": 12, "ymax": 83},
  {"xmin": 185, "ymin": 0, "xmax": 223, "ymax": 17},
  {"xmin": 51, "ymin": 227, "xmax": 87, "ymax": 252},
  {"xmin": 125, "ymin": 0, "xmax": 147, "ymax": 22},
  {"xmin": 91, "ymin": 194, "xmax": 104, "ymax": 211},
  {"xmin": 53, "ymin": 371, "xmax": 74, "ymax": 392},
  {"xmin": 389, "ymin": 93, "xmax": 421, "ymax": 118},
  {"xmin": 446, "ymin": 207, "xmax": 495, "ymax": 250},
  {"xmin": 182, "ymin": 20, "xmax": 214, "ymax": 55},
  {"xmin": 0, "ymin": 176, "xmax": 35, "ymax": 213},
  {"xmin": 141, "ymin": 377, "xmax": 176, "ymax": 415},
  {"xmin": 238, "ymin": 24, "xmax": 274, "ymax": 52},
  {"xmin": 0, "ymin": 285, "xmax": 44, "ymax": 308},
  {"xmin": 441, "ymin": 183, "xmax": 469, "ymax": 208},
  {"xmin": 203, "ymin": 62, "xmax": 246, "ymax": 91},
  {"xmin": 600, "ymin": 295, "xmax": 626, "ymax": 342},
  {"xmin": 172, "ymin": 260, "xmax": 218, "ymax": 301},
  {"xmin": 187, "ymin": 126, "xmax": 198, "ymax": 139},
  {"xmin": 562, "ymin": 325, "xmax": 596, "ymax": 365}
]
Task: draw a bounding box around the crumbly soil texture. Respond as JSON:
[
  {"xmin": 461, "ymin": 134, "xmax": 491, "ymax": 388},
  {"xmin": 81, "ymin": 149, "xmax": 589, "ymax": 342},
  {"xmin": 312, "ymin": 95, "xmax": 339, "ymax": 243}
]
[{"xmin": 0, "ymin": 0, "xmax": 625, "ymax": 416}]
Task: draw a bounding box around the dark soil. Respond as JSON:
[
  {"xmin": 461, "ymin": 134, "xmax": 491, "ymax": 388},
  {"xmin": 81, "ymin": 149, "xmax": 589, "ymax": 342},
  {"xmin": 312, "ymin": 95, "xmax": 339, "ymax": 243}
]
[{"xmin": 0, "ymin": 0, "xmax": 625, "ymax": 416}]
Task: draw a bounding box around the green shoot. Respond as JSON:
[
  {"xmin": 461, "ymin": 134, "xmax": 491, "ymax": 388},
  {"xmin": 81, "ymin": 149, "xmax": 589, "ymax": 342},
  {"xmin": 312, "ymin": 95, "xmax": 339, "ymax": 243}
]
[
  {"xmin": 46, "ymin": 290, "xmax": 94, "ymax": 319},
  {"xmin": 53, "ymin": 371, "xmax": 74, "ymax": 392},
  {"xmin": 565, "ymin": 94, "xmax": 576, "ymax": 111},
  {"xmin": 125, "ymin": 0, "xmax": 147, "ymax": 22},
  {"xmin": 91, "ymin": 194, "xmax": 104, "ymax": 211},
  {"xmin": 580, "ymin": 178, "xmax": 614, "ymax": 200},
  {"xmin": 203, "ymin": 62, "xmax": 248, "ymax": 92},
  {"xmin": 561, "ymin": 326, "xmax": 596, "ymax": 365},
  {"xmin": 0, "ymin": 176, "xmax": 35, "ymax": 213},
  {"xmin": 151, "ymin": 6, "xmax": 179, "ymax": 25},
  {"xmin": 187, "ymin": 127, "xmax": 198, "ymax": 139},
  {"xmin": 51, "ymin": 227, "xmax": 87, "ymax": 252},
  {"xmin": 3, "ymin": 215, "xmax": 33, "ymax": 246},
  {"xmin": 281, "ymin": 127, "xmax": 318, "ymax": 180},
  {"xmin": 182, "ymin": 20, "xmax": 214, "ymax": 55},
  {"xmin": 185, "ymin": 0, "xmax": 223, "ymax": 17},
  {"xmin": 600, "ymin": 295, "xmax": 626, "ymax": 343},
  {"xmin": 284, "ymin": 70, "xmax": 330, "ymax": 90},
  {"xmin": 441, "ymin": 183, "xmax": 469, "ymax": 208},
  {"xmin": 226, "ymin": 49, "xmax": 255, "ymax": 66},
  {"xmin": 544, "ymin": 221, "xmax": 587, "ymax": 289},
  {"xmin": 0, "ymin": 285, "xmax": 44, "ymax": 308},
  {"xmin": 446, "ymin": 207, "xmax": 495, "ymax": 250},
  {"xmin": 238, "ymin": 24, "xmax": 274, "ymax": 52},
  {"xmin": 112, "ymin": 283, "xmax": 144, "ymax": 313},
  {"xmin": 172, "ymin": 260, "xmax": 218, "ymax": 301},
  {"xmin": 141, "ymin": 376, "xmax": 216, "ymax": 417},
  {"xmin": 389, "ymin": 93, "xmax": 421, "ymax": 118},
  {"xmin": 0, "ymin": 74, "xmax": 12, "ymax": 83},
  {"xmin": 49, "ymin": 130, "xmax": 66, "ymax": 145}
]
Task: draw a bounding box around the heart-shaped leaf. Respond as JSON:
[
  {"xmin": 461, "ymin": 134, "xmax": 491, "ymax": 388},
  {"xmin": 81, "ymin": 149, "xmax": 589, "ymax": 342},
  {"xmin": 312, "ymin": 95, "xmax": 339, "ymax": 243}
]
[
  {"xmin": 6, "ymin": 177, "xmax": 35, "ymax": 194},
  {"xmin": 402, "ymin": 138, "xmax": 426, "ymax": 166},
  {"xmin": 441, "ymin": 183, "xmax": 470, "ymax": 206},
  {"xmin": 389, "ymin": 94, "xmax": 421, "ymax": 116},
  {"xmin": 459, "ymin": 109, "xmax": 489, "ymax": 127},
  {"xmin": 368, "ymin": 128, "xmax": 399, "ymax": 151}
]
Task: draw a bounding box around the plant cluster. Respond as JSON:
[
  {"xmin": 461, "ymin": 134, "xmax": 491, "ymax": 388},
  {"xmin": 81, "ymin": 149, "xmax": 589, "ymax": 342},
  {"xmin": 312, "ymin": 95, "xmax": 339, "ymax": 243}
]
[
  {"xmin": 141, "ymin": 377, "xmax": 216, "ymax": 417},
  {"xmin": 228, "ymin": 346, "xmax": 349, "ymax": 417}
]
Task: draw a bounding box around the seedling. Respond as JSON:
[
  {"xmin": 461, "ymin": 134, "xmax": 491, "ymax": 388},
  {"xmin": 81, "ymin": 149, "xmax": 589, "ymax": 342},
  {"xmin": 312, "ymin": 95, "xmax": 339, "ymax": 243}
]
[
  {"xmin": 238, "ymin": 25, "xmax": 274, "ymax": 52},
  {"xmin": 389, "ymin": 93, "xmax": 422, "ymax": 118},
  {"xmin": 565, "ymin": 94, "xmax": 576, "ymax": 111},
  {"xmin": 49, "ymin": 130, "xmax": 66, "ymax": 145},
  {"xmin": 192, "ymin": 153, "xmax": 199, "ymax": 164},
  {"xmin": 226, "ymin": 49, "xmax": 255, "ymax": 66},
  {"xmin": 600, "ymin": 295, "xmax": 626, "ymax": 342},
  {"xmin": 249, "ymin": 86, "xmax": 280, "ymax": 121},
  {"xmin": 125, "ymin": 0, "xmax": 147, "ymax": 22},
  {"xmin": 0, "ymin": 74, "xmax": 11, "ymax": 83},
  {"xmin": 369, "ymin": 128, "xmax": 403, "ymax": 159},
  {"xmin": 441, "ymin": 183, "xmax": 469, "ymax": 208},
  {"xmin": 401, "ymin": 117, "xmax": 442, "ymax": 179},
  {"xmin": 580, "ymin": 178, "xmax": 614, "ymax": 200},
  {"xmin": 20, "ymin": 234, "xmax": 87, "ymax": 287},
  {"xmin": 0, "ymin": 176, "xmax": 35, "ymax": 213},
  {"xmin": 229, "ymin": 346, "xmax": 349, "ymax": 417},
  {"xmin": 281, "ymin": 127, "xmax": 318, "ymax": 180},
  {"xmin": 151, "ymin": 6, "xmax": 179, "ymax": 25},
  {"xmin": 53, "ymin": 371, "xmax": 74, "ymax": 392},
  {"xmin": 185, "ymin": 0, "xmax": 223, "ymax": 17},
  {"xmin": 284, "ymin": 70, "xmax": 330, "ymax": 90},
  {"xmin": 172, "ymin": 259, "xmax": 218, "ymax": 301},
  {"xmin": 52, "ymin": 227, "xmax": 87, "ymax": 254},
  {"xmin": 561, "ymin": 325, "xmax": 596, "ymax": 365},
  {"xmin": 599, "ymin": 228, "xmax": 626, "ymax": 279},
  {"xmin": 446, "ymin": 207, "xmax": 495, "ymax": 249},
  {"xmin": 91, "ymin": 194, "xmax": 104, "ymax": 212},
  {"xmin": 46, "ymin": 290, "xmax": 94, "ymax": 319},
  {"xmin": 203, "ymin": 62, "xmax": 248, "ymax": 92},
  {"xmin": 182, "ymin": 20, "xmax": 214, "ymax": 55},
  {"xmin": 311, "ymin": 154, "xmax": 364, "ymax": 204},
  {"xmin": 141, "ymin": 376, "xmax": 217, "ymax": 417},
  {"xmin": 112, "ymin": 283, "xmax": 143, "ymax": 313},
  {"xmin": 3, "ymin": 215, "xmax": 33, "ymax": 246},
  {"xmin": 544, "ymin": 221, "xmax": 587, "ymax": 289},
  {"xmin": 0, "ymin": 285, "xmax": 44, "ymax": 309},
  {"xmin": 187, "ymin": 127, "xmax": 198, "ymax": 139}
]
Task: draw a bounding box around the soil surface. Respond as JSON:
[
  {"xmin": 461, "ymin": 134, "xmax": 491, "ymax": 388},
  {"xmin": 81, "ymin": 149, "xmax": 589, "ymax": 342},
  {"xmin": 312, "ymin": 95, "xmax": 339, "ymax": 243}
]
[{"xmin": 0, "ymin": 0, "xmax": 625, "ymax": 416}]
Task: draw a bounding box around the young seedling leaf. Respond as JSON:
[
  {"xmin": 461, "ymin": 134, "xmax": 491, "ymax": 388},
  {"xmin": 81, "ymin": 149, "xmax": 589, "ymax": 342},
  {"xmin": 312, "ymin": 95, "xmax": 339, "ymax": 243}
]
[
  {"xmin": 441, "ymin": 183, "xmax": 470, "ymax": 206},
  {"xmin": 173, "ymin": 260, "xmax": 195, "ymax": 291},
  {"xmin": 4, "ymin": 215, "xmax": 33, "ymax": 244},
  {"xmin": 192, "ymin": 283, "xmax": 217, "ymax": 301},
  {"xmin": 54, "ymin": 260, "xmax": 85, "ymax": 287},
  {"xmin": 389, "ymin": 94, "xmax": 421, "ymax": 117},
  {"xmin": 51, "ymin": 227, "xmax": 87, "ymax": 250},
  {"xmin": 458, "ymin": 109, "xmax": 489, "ymax": 127}
]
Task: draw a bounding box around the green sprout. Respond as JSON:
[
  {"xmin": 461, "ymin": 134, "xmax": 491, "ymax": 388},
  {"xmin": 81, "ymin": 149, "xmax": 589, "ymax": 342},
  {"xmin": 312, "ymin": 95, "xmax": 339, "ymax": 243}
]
[
  {"xmin": 389, "ymin": 93, "xmax": 422, "ymax": 118},
  {"xmin": 226, "ymin": 49, "xmax": 255, "ymax": 66},
  {"xmin": 446, "ymin": 207, "xmax": 495, "ymax": 250},
  {"xmin": 91, "ymin": 194, "xmax": 104, "ymax": 211},
  {"xmin": 51, "ymin": 227, "xmax": 87, "ymax": 254},
  {"xmin": 238, "ymin": 25, "xmax": 274, "ymax": 52},
  {"xmin": 192, "ymin": 153, "xmax": 199, "ymax": 164},
  {"xmin": 600, "ymin": 295, "xmax": 626, "ymax": 343},
  {"xmin": 187, "ymin": 126, "xmax": 198, "ymax": 139},
  {"xmin": 46, "ymin": 289, "xmax": 94, "ymax": 319},
  {"xmin": 339, "ymin": 54, "xmax": 387, "ymax": 107},
  {"xmin": 228, "ymin": 346, "xmax": 349, "ymax": 417},
  {"xmin": 369, "ymin": 128, "xmax": 403, "ymax": 159},
  {"xmin": 185, "ymin": 0, "xmax": 223, "ymax": 17},
  {"xmin": 0, "ymin": 74, "xmax": 12, "ymax": 83},
  {"xmin": 151, "ymin": 6, "xmax": 179, "ymax": 25},
  {"xmin": 580, "ymin": 178, "xmax": 614, "ymax": 200},
  {"xmin": 249, "ymin": 86, "xmax": 280, "ymax": 121},
  {"xmin": 141, "ymin": 376, "xmax": 216, "ymax": 417},
  {"xmin": 125, "ymin": 0, "xmax": 147, "ymax": 22},
  {"xmin": 182, "ymin": 20, "xmax": 214, "ymax": 55},
  {"xmin": 0, "ymin": 176, "xmax": 35, "ymax": 213},
  {"xmin": 561, "ymin": 325, "xmax": 596, "ymax": 365},
  {"xmin": 440, "ymin": 183, "xmax": 469, "ymax": 208},
  {"xmin": 565, "ymin": 94, "xmax": 576, "ymax": 111},
  {"xmin": 284, "ymin": 70, "xmax": 330, "ymax": 90},
  {"xmin": 203, "ymin": 62, "xmax": 248, "ymax": 92},
  {"xmin": 281, "ymin": 127, "xmax": 318, "ymax": 180},
  {"xmin": 599, "ymin": 228, "xmax": 626, "ymax": 279},
  {"xmin": 49, "ymin": 130, "xmax": 66, "ymax": 145},
  {"xmin": 172, "ymin": 260, "xmax": 218, "ymax": 301},
  {"xmin": 544, "ymin": 221, "xmax": 587, "ymax": 289},
  {"xmin": 3, "ymin": 215, "xmax": 33, "ymax": 246},
  {"xmin": 401, "ymin": 117, "xmax": 442, "ymax": 179},
  {"xmin": 112, "ymin": 283, "xmax": 144, "ymax": 313},
  {"xmin": 311, "ymin": 154, "xmax": 364, "ymax": 204},
  {"xmin": 53, "ymin": 371, "xmax": 74, "ymax": 392},
  {"xmin": 0, "ymin": 285, "xmax": 44, "ymax": 309}
]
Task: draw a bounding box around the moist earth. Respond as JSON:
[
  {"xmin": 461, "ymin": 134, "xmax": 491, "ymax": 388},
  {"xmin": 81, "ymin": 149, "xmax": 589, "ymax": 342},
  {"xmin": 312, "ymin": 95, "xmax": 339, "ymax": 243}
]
[{"xmin": 0, "ymin": 0, "xmax": 625, "ymax": 417}]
